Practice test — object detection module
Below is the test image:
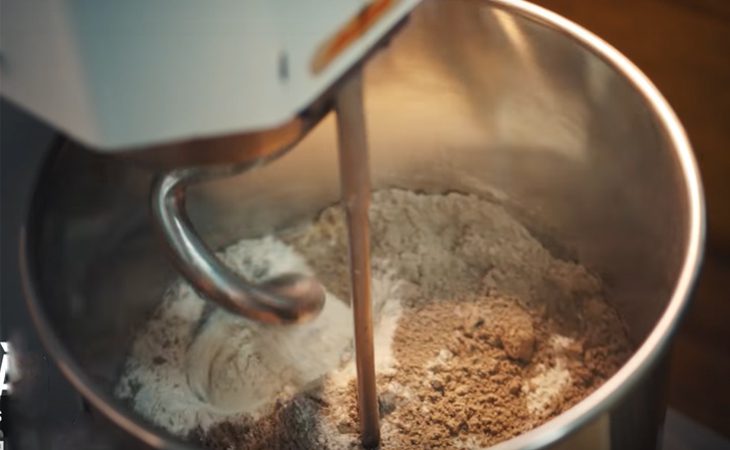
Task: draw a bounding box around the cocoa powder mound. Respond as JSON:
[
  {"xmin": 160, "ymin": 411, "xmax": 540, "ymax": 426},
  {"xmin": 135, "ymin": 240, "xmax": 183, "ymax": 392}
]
[
  {"xmin": 378, "ymin": 297, "xmax": 537, "ymax": 448},
  {"xmin": 192, "ymin": 395, "xmax": 323, "ymax": 450},
  {"xmin": 318, "ymin": 293, "xmax": 630, "ymax": 449}
]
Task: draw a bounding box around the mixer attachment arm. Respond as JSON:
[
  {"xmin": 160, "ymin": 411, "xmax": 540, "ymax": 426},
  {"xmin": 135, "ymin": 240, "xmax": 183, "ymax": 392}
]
[{"xmin": 150, "ymin": 167, "xmax": 326, "ymax": 325}]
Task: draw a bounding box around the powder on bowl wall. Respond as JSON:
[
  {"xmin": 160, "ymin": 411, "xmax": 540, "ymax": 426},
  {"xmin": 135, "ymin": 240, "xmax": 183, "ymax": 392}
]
[{"xmin": 115, "ymin": 189, "xmax": 632, "ymax": 449}]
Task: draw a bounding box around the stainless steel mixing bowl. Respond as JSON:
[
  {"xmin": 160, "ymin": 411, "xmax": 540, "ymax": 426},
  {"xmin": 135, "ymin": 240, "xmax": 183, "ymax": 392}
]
[{"xmin": 20, "ymin": 0, "xmax": 704, "ymax": 449}]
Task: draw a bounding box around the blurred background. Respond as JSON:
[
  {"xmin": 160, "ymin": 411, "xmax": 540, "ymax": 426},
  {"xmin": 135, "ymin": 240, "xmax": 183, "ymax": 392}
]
[{"xmin": 534, "ymin": 0, "xmax": 730, "ymax": 438}]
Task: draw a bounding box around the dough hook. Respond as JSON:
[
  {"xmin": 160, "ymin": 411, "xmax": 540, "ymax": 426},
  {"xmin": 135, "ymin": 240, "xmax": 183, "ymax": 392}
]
[{"xmin": 150, "ymin": 164, "xmax": 326, "ymax": 325}]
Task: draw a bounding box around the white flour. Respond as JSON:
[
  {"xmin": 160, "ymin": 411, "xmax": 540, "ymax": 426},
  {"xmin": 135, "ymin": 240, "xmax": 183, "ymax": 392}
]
[
  {"xmin": 523, "ymin": 361, "xmax": 572, "ymax": 417},
  {"xmin": 115, "ymin": 236, "xmax": 403, "ymax": 436}
]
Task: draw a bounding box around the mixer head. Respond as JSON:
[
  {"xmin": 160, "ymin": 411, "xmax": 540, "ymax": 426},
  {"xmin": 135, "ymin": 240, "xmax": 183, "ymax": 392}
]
[
  {"xmin": 1, "ymin": 0, "xmax": 419, "ymax": 165},
  {"xmin": 1, "ymin": 0, "xmax": 419, "ymax": 332}
]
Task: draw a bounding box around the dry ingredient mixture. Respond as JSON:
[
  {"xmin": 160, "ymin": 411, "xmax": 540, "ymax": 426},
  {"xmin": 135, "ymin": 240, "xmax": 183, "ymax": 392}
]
[{"xmin": 115, "ymin": 189, "xmax": 632, "ymax": 449}]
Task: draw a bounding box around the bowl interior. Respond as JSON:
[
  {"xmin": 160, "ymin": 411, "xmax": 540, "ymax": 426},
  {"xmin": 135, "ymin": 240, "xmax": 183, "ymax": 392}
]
[{"xmin": 26, "ymin": 0, "xmax": 696, "ymax": 447}]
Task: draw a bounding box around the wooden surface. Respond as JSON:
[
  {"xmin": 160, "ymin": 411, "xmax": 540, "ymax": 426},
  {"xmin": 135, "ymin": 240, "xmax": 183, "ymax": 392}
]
[{"xmin": 534, "ymin": 0, "xmax": 730, "ymax": 436}]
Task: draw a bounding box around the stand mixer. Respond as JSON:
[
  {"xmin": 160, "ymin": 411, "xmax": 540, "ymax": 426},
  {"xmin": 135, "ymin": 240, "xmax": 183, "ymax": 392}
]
[
  {"xmin": 2, "ymin": 1, "xmax": 706, "ymax": 450},
  {"xmin": 2, "ymin": 0, "xmax": 420, "ymax": 446}
]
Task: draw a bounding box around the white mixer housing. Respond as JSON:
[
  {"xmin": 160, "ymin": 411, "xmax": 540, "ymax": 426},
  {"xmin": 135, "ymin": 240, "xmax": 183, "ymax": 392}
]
[{"xmin": 1, "ymin": 0, "xmax": 418, "ymax": 150}]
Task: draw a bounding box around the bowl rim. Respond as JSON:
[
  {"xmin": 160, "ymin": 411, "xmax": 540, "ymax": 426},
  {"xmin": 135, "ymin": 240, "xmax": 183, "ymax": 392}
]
[{"xmin": 20, "ymin": 1, "xmax": 705, "ymax": 449}]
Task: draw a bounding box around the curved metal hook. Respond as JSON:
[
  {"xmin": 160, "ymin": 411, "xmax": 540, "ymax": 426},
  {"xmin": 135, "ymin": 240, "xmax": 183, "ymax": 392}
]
[{"xmin": 150, "ymin": 168, "xmax": 326, "ymax": 325}]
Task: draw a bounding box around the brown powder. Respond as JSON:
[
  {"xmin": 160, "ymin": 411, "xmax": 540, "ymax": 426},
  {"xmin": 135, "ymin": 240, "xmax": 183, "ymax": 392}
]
[
  {"xmin": 192, "ymin": 395, "xmax": 325, "ymax": 450},
  {"xmin": 310, "ymin": 292, "xmax": 630, "ymax": 449}
]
